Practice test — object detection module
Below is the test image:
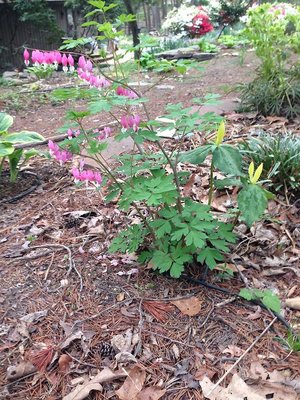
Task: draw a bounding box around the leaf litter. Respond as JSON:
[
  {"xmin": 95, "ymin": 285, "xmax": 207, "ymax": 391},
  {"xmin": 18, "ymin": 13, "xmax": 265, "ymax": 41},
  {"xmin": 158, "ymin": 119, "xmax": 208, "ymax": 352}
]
[{"xmin": 1, "ymin": 60, "xmax": 300, "ymax": 399}]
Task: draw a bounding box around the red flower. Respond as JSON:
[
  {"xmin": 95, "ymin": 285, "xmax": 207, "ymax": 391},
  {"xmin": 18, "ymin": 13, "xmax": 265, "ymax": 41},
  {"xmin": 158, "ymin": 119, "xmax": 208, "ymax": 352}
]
[{"xmin": 189, "ymin": 12, "xmax": 214, "ymax": 36}]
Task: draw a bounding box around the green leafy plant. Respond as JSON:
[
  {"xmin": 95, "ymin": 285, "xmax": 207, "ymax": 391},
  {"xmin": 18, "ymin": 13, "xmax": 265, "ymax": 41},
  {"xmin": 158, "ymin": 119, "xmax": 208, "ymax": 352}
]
[
  {"xmin": 239, "ymin": 288, "xmax": 281, "ymax": 313},
  {"xmin": 278, "ymin": 331, "xmax": 300, "ymax": 352},
  {"xmin": 27, "ymin": 64, "xmax": 56, "ymax": 80},
  {"xmin": 48, "ymin": 0, "xmax": 274, "ymax": 281},
  {"xmin": 198, "ymin": 38, "xmax": 218, "ymax": 53},
  {"xmin": 241, "ymin": 3, "xmax": 300, "ymax": 118},
  {"xmin": 0, "ymin": 112, "xmax": 43, "ymax": 182},
  {"xmin": 217, "ymin": 34, "xmax": 248, "ymax": 48},
  {"xmin": 240, "ymin": 132, "xmax": 300, "ymax": 194}
]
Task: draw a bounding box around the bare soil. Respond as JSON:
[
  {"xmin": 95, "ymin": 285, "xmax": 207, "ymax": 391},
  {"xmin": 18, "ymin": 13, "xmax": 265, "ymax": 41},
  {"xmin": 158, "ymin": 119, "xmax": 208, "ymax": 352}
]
[{"xmin": 0, "ymin": 49, "xmax": 299, "ymax": 400}]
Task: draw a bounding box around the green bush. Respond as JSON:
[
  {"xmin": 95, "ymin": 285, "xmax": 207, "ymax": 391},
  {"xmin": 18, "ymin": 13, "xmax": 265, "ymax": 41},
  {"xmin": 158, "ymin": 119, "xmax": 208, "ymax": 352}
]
[
  {"xmin": 241, "ymin": 3, "xmax": 300, "ymax": 119},
  {"xmin": 242, "ymin": 3, "xmax": 300, "ymax": 118}
]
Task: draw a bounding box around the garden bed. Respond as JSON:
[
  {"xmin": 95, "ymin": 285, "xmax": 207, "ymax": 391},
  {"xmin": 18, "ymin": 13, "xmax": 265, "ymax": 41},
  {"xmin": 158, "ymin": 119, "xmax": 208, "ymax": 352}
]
[{"xmin": 0, "ymin": 49, "xmax": 299, "ymax": 400}]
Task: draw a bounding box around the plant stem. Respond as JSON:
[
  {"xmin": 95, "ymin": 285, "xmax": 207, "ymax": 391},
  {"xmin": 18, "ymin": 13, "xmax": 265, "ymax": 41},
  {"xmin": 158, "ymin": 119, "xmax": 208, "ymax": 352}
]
[
  {"xmin": 76, "ymin": 122, "xmax": 156, "ymax": 240},
  {"xmin": 208, "ymin": 160, "xmax": 214, "ymax": 206}
]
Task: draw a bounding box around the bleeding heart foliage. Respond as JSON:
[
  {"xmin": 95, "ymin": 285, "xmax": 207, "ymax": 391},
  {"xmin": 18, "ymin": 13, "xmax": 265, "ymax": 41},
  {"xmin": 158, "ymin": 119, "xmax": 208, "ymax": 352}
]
[{"xmin": 23, "ymin": 0, "xmax": 274, "ymax": 279}]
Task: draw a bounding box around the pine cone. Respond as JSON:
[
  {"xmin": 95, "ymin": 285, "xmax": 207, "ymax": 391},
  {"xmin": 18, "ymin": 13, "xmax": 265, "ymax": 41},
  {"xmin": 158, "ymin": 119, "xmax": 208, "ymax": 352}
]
[{"xmin": 99, "ymin": 342, "xmax": 115, "ymax": 358}]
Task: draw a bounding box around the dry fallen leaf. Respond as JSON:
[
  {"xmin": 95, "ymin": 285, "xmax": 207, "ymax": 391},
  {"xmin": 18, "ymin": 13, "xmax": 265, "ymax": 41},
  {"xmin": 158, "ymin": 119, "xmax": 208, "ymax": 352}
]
[
  {"xmin": 6, "ymin": 361, "xmax": 37, "ymax": 382},
  {"xmin": 200, "ymin": 374, "xmax": 265, "ymax": 400},
  {"xmin": 142, "ymin": 301, "xmax": 174, "ymax": 323},
  {"xmin": 200, "ymin": 372, "xmax": 299, "ymax": 400},
  {"xmin": 171, "ymin": 296, "xmax": 202, "ymax": 316},
  {"xmin": 63, "ymin": 367, "xmax": 126, "ymax": 400},
  {"xmin": 136, "ymin": 386, "xmax": 166, "ymax": 400},
  {"xmin": 115, "ymin": 366, "xmax": 146, "ymax": 400},
  {"xmin": 247, "ymin": 306, "xmax": 262, "ymax": 321},
  {"xmin": 116, "ymin": 292, "xmax": 126, "ymax": 302},
  {"xmin": 58, "ymin": 354, "xmax": 72, "ymax": 374},
  {"xmin": 194, "ymin": 367, "xmax": 216, "ymax": 381},
  {"xmin": 222, "ymin": 345, "xmax": 243, "ymax": 357}
]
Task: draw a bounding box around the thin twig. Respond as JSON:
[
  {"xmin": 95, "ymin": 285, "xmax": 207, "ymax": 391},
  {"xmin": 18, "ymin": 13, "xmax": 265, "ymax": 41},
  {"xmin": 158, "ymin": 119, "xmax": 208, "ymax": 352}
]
[
  {"xmin": 205, "ymin": 316, "xmax": 277, "ymax": 396},
  {"xmin": 21, "ymin": 244, "xmax": 83, "ymax": 290},
  {"xmin": 199, "ymin": 302, "xmax": 215, "ymax": 328},
  {"xmin": 44, "ymin": 252, "xmax": 55, "ymax": 281}
]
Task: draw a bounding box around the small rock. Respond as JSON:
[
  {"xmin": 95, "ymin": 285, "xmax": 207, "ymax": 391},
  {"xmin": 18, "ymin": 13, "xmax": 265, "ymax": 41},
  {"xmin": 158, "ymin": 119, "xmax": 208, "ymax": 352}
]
[{"xmin": 3, "ymin": 71, "xmax": 18, "ymax": 79}]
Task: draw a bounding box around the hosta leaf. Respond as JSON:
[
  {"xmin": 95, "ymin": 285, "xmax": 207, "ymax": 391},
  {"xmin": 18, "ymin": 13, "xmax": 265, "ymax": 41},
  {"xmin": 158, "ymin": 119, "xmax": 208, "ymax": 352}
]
[
  {"xmin": 238, "ymin": 184, "xmax": 268, "ymax": 226},
  {"xmin": 5, "ymin": 131, "xmax": 44, "ymax": 144},
  {"xmin": 0, "ymin": 142, "xmax": 14, "ymax": 156},
  {"xmin": 0, "ymin": 113, "xmax": 13, "ymax": 131}
]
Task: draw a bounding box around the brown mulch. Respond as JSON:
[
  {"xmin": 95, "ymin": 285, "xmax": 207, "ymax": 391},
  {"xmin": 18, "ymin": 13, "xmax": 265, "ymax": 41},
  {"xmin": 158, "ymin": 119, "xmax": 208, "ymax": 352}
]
[{"xmin": 0, "ymin": 49, "xmax": 300, "ymax": 400}]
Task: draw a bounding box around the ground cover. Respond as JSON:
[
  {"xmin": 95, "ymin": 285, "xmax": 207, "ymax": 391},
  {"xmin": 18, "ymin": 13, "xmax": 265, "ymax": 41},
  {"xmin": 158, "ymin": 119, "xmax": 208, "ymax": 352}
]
[{"xmin": 0, "ymin": 49, "xmax": 300, "ymax": 400}]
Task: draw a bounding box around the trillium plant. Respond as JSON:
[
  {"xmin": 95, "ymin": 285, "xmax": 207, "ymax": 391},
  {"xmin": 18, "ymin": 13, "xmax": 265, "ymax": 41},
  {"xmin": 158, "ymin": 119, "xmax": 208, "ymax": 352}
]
[{"xmin": 24, "ymin": 0, "xmax": 273, "ymax": 279}]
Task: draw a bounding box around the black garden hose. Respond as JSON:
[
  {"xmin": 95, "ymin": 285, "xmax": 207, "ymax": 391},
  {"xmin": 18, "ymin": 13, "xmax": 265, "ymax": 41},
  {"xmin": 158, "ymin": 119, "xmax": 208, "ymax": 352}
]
[{"xmin": 0, "ymin": 171, "xmax": 40, "ymax": 204}]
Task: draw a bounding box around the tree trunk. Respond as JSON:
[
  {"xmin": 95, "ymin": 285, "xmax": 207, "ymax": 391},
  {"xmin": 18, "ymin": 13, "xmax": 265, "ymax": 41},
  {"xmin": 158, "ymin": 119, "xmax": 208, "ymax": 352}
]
[
  {"xmin": 123, "ymin": 0, "xmax": 140, "ymax": 59},
  {"xmin": 146, "ymin": 1, "xmax": 152, "ymax": 31},
  {"xmin": 151, "ymin": 4, "xmax": 161, "ymax": 30},
  {"xmin": 161, "ymin": 0, "xmax": 167, "ymax": 19}
]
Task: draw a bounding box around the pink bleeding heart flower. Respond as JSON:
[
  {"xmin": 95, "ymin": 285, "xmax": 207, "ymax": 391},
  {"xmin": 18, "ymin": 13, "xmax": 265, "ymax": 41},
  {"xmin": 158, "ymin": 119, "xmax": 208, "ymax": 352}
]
[
  {"xmin": 31, "ymin": 50, "xmax": 37, "ymax": 64},
  {"xmin": 116, "ymin": 86, "xmax": 137, "ymax": 99},
  {"xmin": 44, "ymin": 52, "xmax": 53, "ymax": 65},
  {"xmin": 71, "ymin": 167, "xmax": 81, "ymax": 183},
  {"xmin": 132, "ymin": 115, "xmax": 141, "ymax": 131},
  {"xmin": 67, "ymin": 54, "xmax": 75, "ymax": 72},
  {"xmin": 116, "ymin": 86, "xmax": 125, "ymax": 96},
  {"xmin": 61, "ymin": 54, "xmax": 68, "ymax": 72},
  {"xmin": 93, "ymin": 172, "xmax": 102, "ymax": 185},
  {"xmin": 55, "ymin": 150, "xmax": 72, "ymax": 165},
  {"xmin": 48, "ymin": 140, "xmax": 59, "ymax": 155},
  {"xmin": 55, "ymin": 51, "xmax": 62, "ymax": 64},
  {"xmin": 86, "ymin": 60, "xmax": 93, "ymax": 72},
  {"xmin": 23, "ymin": 49, "xmax": 30, "ymax": 66},
  {"xmin": 98, "ymin": 76, "xmax": 110, "ymax": 88},
  {"xmin": 78, "ymin": 55, "xmax": 86, "ymax": 70},
  {"xmin": 67, "ymin": 128, "xmax": 73, "ymax": 140},
  {"xmin": 80, "ymin": 170, "xmax": 88, "ymax": 181},
  {"xmin": 103, "ymin": 126, "xmax": 112, "ymax": 137},
  {"xmin": 86, "ymin": 170, "xmax": 95, "ymax": 181},
  {"xmin": 121, "ymin": 115, "xmax": 141, "ymax": 131},
  {"xmin": 89, "ymin": 75, "xmax": 98, "ymax": 87},
  {"xmin": 36, "ymin": 51, "xmax": 45, "ymax": 65},
  {"xmin": 121, "ymin": 115, "xmax": 130, "ymax": 130}
]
